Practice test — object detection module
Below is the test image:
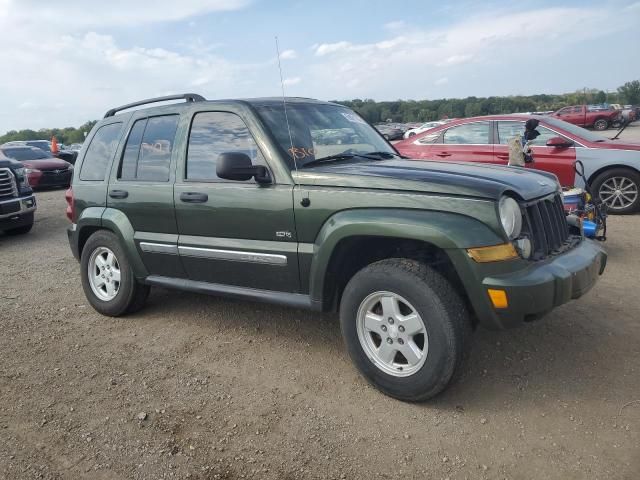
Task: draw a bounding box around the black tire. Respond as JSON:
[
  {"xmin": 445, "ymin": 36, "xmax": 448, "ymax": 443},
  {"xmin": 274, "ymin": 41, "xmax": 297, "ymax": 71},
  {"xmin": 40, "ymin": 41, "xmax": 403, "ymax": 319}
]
[
  {"xmin": 4, "ymin": 222, "xmax": 33, "ymax": 235},
  {"xmin": 591, "ymin": 167, "xmax": 640, "ymax": 214},
  {"xmin": 80, "ymin": 230, "xmax": 150, "ymax": 316},
  {"xmin": 339, "ymin": 258, "xmax": 472, "ymax": 402},
  {"xmin": 593, "ymin": 118, "xmax": 609, "ymax": 131},
  {"xmin": 408, "ymin": 132, "xmax": 416, "ymax": 137}
]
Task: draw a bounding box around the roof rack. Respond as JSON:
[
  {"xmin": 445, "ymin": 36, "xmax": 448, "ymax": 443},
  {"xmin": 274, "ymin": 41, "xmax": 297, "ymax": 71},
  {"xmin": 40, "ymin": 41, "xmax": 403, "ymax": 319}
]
[{"xmin": 103, "ymin": 93, "xmax": 206, "ymax": 118}]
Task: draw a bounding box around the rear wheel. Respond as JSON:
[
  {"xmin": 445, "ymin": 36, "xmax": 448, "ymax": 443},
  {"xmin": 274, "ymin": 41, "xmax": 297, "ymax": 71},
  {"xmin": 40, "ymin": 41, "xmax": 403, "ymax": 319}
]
[
  {"xmin": 593, "ymin": 118, "xmax": 609, "ymax": 131},
  {"xmin": 592, "ymin": 168, "xmax": 640, "ymax": 214},
  {"xmin": 80, "ymin": 230, "xmax": 149, "ymax": 316},
  {"xmin": 339, "ymin": 258, "xmax": 471, "ymax": 401}
]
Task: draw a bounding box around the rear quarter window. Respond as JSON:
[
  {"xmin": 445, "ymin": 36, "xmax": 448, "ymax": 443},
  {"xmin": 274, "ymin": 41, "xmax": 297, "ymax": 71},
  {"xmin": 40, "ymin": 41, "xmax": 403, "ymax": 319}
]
[{"xmin": 80, "ymin": 123, "xmax": 123, "ymax": 181}]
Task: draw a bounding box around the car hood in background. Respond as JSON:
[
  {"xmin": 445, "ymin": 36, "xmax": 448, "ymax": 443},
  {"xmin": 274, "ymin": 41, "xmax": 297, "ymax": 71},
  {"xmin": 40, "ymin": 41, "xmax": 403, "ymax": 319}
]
[
  {"xmin": 21, "ymin": 158, "xmax": 72, "ymax": 170},
  {"xmin": 592, "ymin": 140, "xmax": 640, "ymax": 151},
  {"xmin": 294, "ymin": 159, "xmax": 559, "ymax": 201}
]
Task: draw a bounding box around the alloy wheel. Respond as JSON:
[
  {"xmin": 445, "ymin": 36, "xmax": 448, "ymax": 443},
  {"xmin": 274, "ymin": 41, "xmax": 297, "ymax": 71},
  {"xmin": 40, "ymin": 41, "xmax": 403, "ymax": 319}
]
[
  {"xmin": 599, "ymin": 176, "xmax": 638, "ymax": 210},
  {"xmin": 88, "ymin": 246, "xmax": 121, "ymax": 301},
  {"xmin": 356, "ymin": 291, "xmax": 428, "ymax": 377}
]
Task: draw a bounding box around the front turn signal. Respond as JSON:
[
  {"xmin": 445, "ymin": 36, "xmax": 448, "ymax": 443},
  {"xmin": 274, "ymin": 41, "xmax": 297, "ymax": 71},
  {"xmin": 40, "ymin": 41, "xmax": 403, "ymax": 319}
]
[
  {"xmin": 467, "ymin": 243, "xmax": 518, "ymax": 263},
  {"xmin": 487, "ymin": 289, "xmax": 509, "ymax": 309}
]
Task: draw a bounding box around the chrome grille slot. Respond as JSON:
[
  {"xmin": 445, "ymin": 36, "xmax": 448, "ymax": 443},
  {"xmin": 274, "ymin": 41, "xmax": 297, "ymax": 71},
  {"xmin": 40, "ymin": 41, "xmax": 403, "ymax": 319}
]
[
  {"xmin": 0, "ymin": 168, "xmax": 18, "ymax": 200},
  {"xmin": 524, "ymin": 193, "xmax": 571, "ymax": 260}
]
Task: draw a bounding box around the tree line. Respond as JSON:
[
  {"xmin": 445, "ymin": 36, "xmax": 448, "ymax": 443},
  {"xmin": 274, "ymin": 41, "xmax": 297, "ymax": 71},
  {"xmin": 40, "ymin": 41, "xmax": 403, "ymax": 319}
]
[
  {"xmin": 1, "ymin": 81, "xmax": 638, "ymax": 143},
  {"xmin": 336, "ymin": 80, "xmax": 640, "ymax": 124}
]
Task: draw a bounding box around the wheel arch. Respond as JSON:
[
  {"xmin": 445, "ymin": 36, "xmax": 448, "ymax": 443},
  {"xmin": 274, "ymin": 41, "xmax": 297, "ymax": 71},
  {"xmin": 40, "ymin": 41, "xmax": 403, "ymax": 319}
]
[
  {"xmin": 309, "ymin": 208, "xmax": 503, "ymax": 315},
  {"xmin": 588, "ymin": 164, "xmax": 640, "ymax": 187}
]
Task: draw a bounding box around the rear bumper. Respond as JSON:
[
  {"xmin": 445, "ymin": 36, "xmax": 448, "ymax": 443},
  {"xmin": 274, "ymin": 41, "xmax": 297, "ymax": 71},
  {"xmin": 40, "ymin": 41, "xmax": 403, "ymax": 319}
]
[
  {"xmin": 67, "ymin": 223, "xmax": 80, "ymax": 260},
  {"xmin": 456, "ymin": 239, "xmax": 607, "ymax": 329},
  {"xmin": 0, "ymin": 195, "xmax": 36, "ymax": 230}
]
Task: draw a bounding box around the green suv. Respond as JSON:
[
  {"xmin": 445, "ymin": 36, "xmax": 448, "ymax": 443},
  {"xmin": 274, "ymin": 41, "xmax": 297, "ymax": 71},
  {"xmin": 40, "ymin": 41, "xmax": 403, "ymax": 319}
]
[{"xmin": 67, "ymin": 94, "xmax": 606, "ymax": 401}]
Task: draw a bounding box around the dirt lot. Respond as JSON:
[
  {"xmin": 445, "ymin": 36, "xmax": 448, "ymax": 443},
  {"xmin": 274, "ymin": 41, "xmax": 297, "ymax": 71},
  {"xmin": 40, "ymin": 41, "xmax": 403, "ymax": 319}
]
[{"xmin": 1, "ymin": 132, "xmax": 639, "ymax": 479}]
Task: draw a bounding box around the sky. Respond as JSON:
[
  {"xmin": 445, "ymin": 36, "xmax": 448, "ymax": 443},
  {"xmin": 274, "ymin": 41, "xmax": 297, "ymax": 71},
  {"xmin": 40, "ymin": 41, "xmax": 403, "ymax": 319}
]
[{"xmin": 0, "ymin": 0, "xmax": 639, "ymax": 132}]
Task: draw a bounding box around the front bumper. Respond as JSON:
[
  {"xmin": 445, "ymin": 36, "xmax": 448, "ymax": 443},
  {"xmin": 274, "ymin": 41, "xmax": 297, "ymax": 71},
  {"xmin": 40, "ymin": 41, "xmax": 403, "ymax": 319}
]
[
  {"xmin": 457, "ymin": 239, "xmax": 607, "ymax": 329},
  {"xmin": 0, "ymin": 195, "xmax": 36, "ymax": 230}
]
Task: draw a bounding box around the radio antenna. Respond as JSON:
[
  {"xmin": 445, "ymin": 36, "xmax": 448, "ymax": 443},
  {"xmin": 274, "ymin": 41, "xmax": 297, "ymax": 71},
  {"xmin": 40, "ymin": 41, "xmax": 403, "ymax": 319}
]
[{"xmin": 275, "ymin": 36, "xmax": 298, "ymax": 177}]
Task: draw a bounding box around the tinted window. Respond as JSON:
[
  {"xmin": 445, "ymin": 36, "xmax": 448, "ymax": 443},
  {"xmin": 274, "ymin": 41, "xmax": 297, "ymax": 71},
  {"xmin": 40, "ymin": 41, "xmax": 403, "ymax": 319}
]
[
  {"xmin": 443, "ymin": 122, "xmax": 490, "ymax": 144},
  {"xmin": 497, "ymin": 121, "xmax": 568, "ymax": 146},
  {"xmin": 80, "ymin": 123, "xmax": 123, "ymax": 181},
  {"xmin": 1, "ymin": 147, "xmax": 49, "ymax": 160},
  {"xmin": 119, "ymin": 115, "xmax": 178, "ymax": 182},
  {"xmin": 186, "ymin": 112, "xmax": 264, "ymax": 181}
]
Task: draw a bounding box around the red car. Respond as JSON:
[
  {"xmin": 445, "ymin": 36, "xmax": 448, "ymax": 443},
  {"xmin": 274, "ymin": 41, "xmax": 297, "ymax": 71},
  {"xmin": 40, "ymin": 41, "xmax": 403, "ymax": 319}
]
[
  {"xmin": 551, "ymin": 105, "xmax": 621, "ymax": 131},
  {"xmin": 0, "ymin": 146, "xmax": 72, "ymax": 189},
  {"xmin": 394, "ymin": 115, "xmax": 640, "ymax": 213}
]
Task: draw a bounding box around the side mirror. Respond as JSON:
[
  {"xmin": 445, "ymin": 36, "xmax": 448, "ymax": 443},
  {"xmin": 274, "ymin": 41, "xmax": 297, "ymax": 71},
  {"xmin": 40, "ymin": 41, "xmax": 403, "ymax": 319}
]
[
  {"xmin": 216, "ymin": 152, "xmax": 271, "ymax": 184},
  {"xmin": 546, "ymin": 136, "xmax": 574, "ymax": 148}
]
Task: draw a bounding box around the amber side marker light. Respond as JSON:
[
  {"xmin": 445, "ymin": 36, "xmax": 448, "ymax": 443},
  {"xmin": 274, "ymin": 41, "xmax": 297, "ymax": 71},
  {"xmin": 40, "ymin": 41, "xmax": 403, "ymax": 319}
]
[
  {"xmin": 488, "ymin": 289, "xmax": 509, "ymax": 309},
  {"xmin": 467, "ymin": 243, "xmax": 518, "ymax": 263}
]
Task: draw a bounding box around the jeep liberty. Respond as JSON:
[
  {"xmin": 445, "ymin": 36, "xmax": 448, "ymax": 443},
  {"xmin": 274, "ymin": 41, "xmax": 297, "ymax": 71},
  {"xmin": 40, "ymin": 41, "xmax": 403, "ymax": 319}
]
[{"xmin": 67, "ymin": 94, "xmax": 606, "ymax": 401}]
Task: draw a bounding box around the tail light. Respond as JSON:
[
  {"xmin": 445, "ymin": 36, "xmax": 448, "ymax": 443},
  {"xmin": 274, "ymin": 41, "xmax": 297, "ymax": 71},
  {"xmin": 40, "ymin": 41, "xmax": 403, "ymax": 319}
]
[{"xmin": 65, "ymin": 187, "xmax": 75, "ymax": 222}]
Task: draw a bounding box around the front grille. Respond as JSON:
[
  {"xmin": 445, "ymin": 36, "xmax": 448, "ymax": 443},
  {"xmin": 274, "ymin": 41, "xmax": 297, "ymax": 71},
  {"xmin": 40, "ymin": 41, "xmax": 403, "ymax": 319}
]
[
  {"xmin": 0, "ymin": 201, "xmax": 20, "ymax": 215},
  {"xmin": 523, "ymin": 193, "xmax": 572, "ymax": 260},
  {"xmin": 0, "ymin": 168, "xmax": 18, "ymax": 200},
  {"xmin": 38, "ymin": 169, "xmax": 72, "ymax": 186}
]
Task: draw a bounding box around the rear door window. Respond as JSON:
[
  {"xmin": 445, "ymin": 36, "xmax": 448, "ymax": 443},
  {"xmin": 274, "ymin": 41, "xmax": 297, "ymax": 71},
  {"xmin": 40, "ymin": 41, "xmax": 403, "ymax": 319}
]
[
  {"xmin": 443, "ymin": 122, "xmax": 490, "ymax": 144},
  {"xmin": 80, "ymin": 123, "xmax": 123, "ymax": 181},
  {"xmin": 118, "ymin": 115, "xmax": 179, "ymax": 182}
]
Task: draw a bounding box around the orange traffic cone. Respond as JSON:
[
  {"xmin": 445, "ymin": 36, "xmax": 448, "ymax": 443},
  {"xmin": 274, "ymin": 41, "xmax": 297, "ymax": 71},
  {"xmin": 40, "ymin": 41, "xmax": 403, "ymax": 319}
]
[{"xmin": 51, "ymin": 136, "xmax": 59, "ymax": 155}]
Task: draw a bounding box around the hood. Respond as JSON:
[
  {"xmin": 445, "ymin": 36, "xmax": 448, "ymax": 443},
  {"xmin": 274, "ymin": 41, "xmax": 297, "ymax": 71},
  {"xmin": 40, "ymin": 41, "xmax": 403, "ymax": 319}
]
[
  {"xmin": 295, "ymin": 159, "xmax": 560, "ymax": 201},
  {"xmin": 592, "ymin": 140, "xmax": 640, "ymax": 151},
  {"xmin": 0, "ymin": 156, "xmax": 23, "ymax": 169},
  {"xmin": 21, "ymin": 157, "xmax": 71, "ymax": 170}
]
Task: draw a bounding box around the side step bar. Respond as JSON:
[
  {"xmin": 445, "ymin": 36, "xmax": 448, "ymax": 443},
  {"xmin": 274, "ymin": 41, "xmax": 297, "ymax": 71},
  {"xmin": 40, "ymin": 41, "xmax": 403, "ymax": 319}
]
[{"xmin": 144, "ymin": 275, "xmax": 322, "ymax": 311}]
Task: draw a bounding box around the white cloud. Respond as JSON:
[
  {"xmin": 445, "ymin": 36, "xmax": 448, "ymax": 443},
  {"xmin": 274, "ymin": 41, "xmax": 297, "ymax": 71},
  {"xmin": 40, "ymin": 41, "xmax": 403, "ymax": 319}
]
[
  {"xmin": 0, "ymin": 0, "xmax": 251, "ymax": 26},
  {"xmin": 434, "ymin": 77, "xmax": 449, "ymax": 86},
  {"xmin": 384, "ymin": 20, "xmax": 406, "ymax": 30},
  {"xmin": 439, "ymin": 54, "xmax": 474, "ymax": 66},
  {"xmin": 282, "ymin": 77, "xmax": 301, "ymax": 87},
  {"xmin": 314, "ymin": 41, "xmax": 353, "ymax": 56},
  {"xmin": 279, "ymin": 49, "xmax": 298, "ymax": 60}
]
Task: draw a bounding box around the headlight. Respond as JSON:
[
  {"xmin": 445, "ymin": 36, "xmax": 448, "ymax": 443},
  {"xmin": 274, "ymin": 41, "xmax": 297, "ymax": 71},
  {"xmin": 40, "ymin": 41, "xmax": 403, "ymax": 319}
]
[
  {"xmin": 14, "ymin": 168, "xmax": 30, "ymax": 188},
  {"xmin": 25, "ymin": 167, "xmax": 41, "ymax": 174},
  {"xmin": 498, "ymin": 196, "xmax": 523, "ymax": 240}
]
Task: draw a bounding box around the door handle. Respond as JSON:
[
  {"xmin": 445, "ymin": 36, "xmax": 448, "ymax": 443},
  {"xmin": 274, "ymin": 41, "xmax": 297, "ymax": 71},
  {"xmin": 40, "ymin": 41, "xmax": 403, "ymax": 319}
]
[
  {"xmin": 180, "ymin": 192, "xmax": 208, "ymax": 203},
  {"xmin": 496, "ymin": 154, "xmax": 509, "ymax": 160},
  {"xmin": 109, "ymin": 189, "xmax": 128, "ymax": 199},
  {"xmin": 435, "ymin": 152, "xmax": 451, "ymax": 157}
]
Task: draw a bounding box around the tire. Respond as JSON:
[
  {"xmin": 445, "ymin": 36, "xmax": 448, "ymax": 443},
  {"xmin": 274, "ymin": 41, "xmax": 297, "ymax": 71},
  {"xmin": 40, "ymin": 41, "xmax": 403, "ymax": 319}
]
[
  {"xmin": 408, "ymin": 132, "xmax": 416, "ymax": 137},
  {"xmin": 591, "ymin": 168, "xmax": 640, "ymax": 214},
  {"xmin": 80, "ymin": 230, "xmax": 150, "ymax": 316},
  {"xmin": 339, "ymin": 258, "xmax": 472, "ymax": 402},
  {"xmin": 593, "ymin": 118, "xmax": 609, "ymax": 131},
  {"xmin": 4, "ymin": 222, "xmax": 33, "ymax": 235}
]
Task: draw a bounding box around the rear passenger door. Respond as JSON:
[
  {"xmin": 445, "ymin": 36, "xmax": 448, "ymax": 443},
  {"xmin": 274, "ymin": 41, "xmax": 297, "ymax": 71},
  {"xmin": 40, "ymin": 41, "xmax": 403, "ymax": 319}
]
[
  {"xmin": 173, "ymin": 110, "xmax": 299, "ymax": 293},
  {"xmin": 431, "ymin": 121, "xmax": 495, "ymax": 164},
  {"xmin": 107, "ymin": 112, "xmax": 186, "ymax": 278}
]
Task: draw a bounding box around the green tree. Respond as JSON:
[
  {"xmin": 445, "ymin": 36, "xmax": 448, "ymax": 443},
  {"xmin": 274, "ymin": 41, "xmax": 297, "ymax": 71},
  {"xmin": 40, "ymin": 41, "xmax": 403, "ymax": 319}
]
[
  {"xmin": 617, "ymin": 80, "xmax": 640, "ymax": 105},
  {"xmin": 594, "ymin": 90, "xmax": 606, "ymax": 104}
]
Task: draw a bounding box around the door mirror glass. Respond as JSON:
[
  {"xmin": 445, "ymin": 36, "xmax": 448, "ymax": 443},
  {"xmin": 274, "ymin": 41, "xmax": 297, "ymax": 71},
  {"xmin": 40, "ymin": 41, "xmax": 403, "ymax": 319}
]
[
  {"xmin": 216, "ymin": 152, "xmax": 270, "ymax": 183},
  {"xmin": 546, "ymin": 136, "xmax": 574, "ymax": 148}
]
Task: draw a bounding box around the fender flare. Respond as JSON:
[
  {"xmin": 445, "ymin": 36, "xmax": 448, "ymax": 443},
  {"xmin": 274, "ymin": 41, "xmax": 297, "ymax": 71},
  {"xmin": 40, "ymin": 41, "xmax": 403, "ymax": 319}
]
[
  {"xmin": 308, "ymin": 208, "xmax": 504, "ymax": 303},
  {"xmin": 100, "ymin": 208, "xmax": 149, "ymax": 278}
]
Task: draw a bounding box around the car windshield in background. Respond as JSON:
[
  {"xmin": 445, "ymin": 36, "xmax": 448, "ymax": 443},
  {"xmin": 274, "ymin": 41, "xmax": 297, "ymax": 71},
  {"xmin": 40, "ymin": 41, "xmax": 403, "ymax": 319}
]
[
  {"xmin": 543, "ymin": 117, "xmax": 608, "ymax": 142},
  {"xmin": 1, "ymin": 147, "xmax": 51, "ymax": 160},
  {"xmin": 255, "ymin": 103, "xmax": 395, "ymax": 168}
]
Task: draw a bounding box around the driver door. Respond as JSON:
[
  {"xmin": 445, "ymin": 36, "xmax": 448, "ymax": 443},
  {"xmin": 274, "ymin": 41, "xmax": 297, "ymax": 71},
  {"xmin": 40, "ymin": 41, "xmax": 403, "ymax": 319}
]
[{"xmin": 173, "ymin": 110, "xmax": 300, "ymax": 293}]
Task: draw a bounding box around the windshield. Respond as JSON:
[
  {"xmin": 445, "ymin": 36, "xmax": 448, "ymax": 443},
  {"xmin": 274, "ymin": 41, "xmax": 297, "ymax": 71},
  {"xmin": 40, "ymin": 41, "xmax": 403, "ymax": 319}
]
[
  {"xmin": 255, "ymin": 103, "xmax": 395, "ymax": 169},
  {"xmin": 543, "ymin": 116, "xmax": 608, "ymax": 142},
  {"xmin": 1, "ymin": 147, "xmax": 50, "ymax": 160}
]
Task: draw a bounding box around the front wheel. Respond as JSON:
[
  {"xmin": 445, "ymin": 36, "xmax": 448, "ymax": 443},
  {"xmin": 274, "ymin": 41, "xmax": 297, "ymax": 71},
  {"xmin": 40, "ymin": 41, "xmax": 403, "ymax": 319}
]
[
  {"xmin": 80, "ymin": 230, "xmax": 149, "ymax": 316},
  {"xmin": 593, "ymin": 119, "xmax": 609, "ymax": 131},
  {"xmin": 592, "ymin": 168, "xmax": 640, "ymax": 214},
  {"xmin": 339, "ymin": 258, "xmax": 471, "ymax": 401}
]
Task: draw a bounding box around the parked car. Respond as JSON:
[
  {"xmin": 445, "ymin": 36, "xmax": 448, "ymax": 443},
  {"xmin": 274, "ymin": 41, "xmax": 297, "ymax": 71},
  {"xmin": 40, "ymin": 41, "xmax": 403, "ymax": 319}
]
[
  {"xmin": 394, "ymin": 114, "xmax": 640, "ymax": 213},
  {"xmin": 0, "ymin": 146, "xmax": 73, "ymax": 189},
  {"xmin": 67, "ymin": 143, "xmax": 84, "ymax": 151},
  {"xmin": 374, "ymin": 124, "xmax": 404, "ymax": 140},
  {"xmin": 550, "ymin": 105, "xmax": 621, "ymax": 131},
  {"xmin": 403, "ymin": 121, "xmax": 447, "ymax": 139},
  {"xmin": 66, "ymin": 94, "xmax": 606, "ymax": 401},
  {"xmin": 0, "ymin": 151, "xmax": 36, "ymax": 235},
  {"xmin": 2, "ymin": 140, "xmax": 79, "ymax": 165}
]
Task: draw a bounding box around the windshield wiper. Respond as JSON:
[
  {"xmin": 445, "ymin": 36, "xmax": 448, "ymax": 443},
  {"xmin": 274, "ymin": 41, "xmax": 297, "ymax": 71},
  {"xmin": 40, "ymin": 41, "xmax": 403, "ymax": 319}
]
[
  {"xmin": 300, "ymin": 153, "xmax": 357, "ymax": 168},
  {"xmin": 362, "ymin": 151, "xmax": 403, "ymax": 159}
]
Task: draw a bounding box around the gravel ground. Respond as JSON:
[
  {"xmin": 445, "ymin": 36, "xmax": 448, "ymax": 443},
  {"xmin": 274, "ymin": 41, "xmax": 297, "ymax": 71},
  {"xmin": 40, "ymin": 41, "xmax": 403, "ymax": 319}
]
[{"xmin": 1, "ymin": 130, "xmax": 639, "ymax": 479}]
